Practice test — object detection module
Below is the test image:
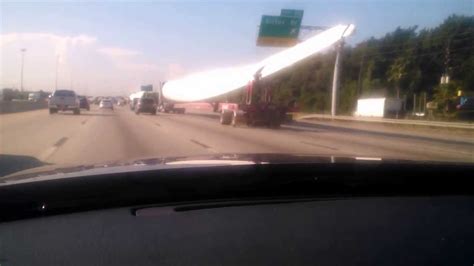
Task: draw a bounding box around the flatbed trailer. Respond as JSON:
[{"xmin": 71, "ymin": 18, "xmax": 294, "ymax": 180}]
[{"xmin": 157, "ymin": 83, "xmax": 185, "ymax": 114}]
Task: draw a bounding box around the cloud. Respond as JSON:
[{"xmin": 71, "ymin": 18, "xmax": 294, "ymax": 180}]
[
  {"xmin": 118, "ymin": 62, "xmax": 160, "ymax": 71},
  {"xmin": 1, "ymin": 33, "xmax": 96, "ymax": 62},
  {"xmin": 166, "ymin": 63, "xmax": 186, "ymax": 79},
  {"xmin": 0, "ymin": 33, "xmax": 96, "ymax": 46},
  {"xmin": 97, "ymin": 47, "xmax": 141, "ymax": 58},
  {"xmin": 97, "ymin": 46, "xmax": 158, "ymax": 73},
  {"xmin": 0, "ymin": 31, "xmax": 163, "ymax": 95}
]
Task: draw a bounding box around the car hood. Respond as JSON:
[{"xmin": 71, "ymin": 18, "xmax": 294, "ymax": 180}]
[{"xmin": 0, "ymin": 153, "xmax": 453, "ymax": 186}]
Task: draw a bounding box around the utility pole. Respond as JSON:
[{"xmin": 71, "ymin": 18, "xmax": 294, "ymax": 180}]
[
  {"xmin": 445, "ymin": 39, "xmax": 451, "ymax": 77},
  {"xmin": 331, "ymin": 40, "xmax": 343, "ymax": 117},
  {"xmin": 356, "ymin": 42, "xmax": 367, "ymax": 97},
  {"xmin": 357, "ymin": 54, "xmax": 364, "ymax": 97},
  {"xmin": 441, "ymin": 39, "xmax": 451, "ymax": 84},
  {"xmin": 20, "ymin": 48, "xmax": 26, "ymax": 92}
]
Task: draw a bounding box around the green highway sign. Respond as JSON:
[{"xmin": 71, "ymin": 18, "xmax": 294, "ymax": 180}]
[
  {"xmin": 281, "ymin": 9, "xmax": 304, "ymax": 19},
  {"xmin": 257, "ymin": 15, "xmax": 302, "ymax": 47},
  {"xmin": 141, "ymin": 84, "xmax": 153, "ymax": 92}
]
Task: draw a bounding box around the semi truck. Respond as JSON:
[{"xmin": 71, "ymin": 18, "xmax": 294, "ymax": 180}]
[
  {"xmin": 161, "ymin": 25, "xmax": 355, "ymax": 128},
  {"xmin": 129, "ymin": 88, "xmax": 185, "ymax": 114},
  {"xmin": 219, "ymin": 70, "xmax": 286, "ymax": 128}
]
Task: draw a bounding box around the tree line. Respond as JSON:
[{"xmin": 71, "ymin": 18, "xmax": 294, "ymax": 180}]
[{"xmin": 269, "ymin": 14, "xmax": 474, "ymax": 115}]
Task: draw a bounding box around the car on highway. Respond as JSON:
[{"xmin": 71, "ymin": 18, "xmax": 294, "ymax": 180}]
[
  {"xmin": 78, "ymin": 96, "xmax": 90, "ymax": 111},
  {"xmin": 99, "ymin": 99, "xmax": 114, "ymax": 110},
  {"xmin": 48, "ymin": 90, "xmax": 81, "ymax": 115},
  {"xmin": 92, "ymin": 97, "xmax": 101, "ymax": 105},
  {"xmin": 28, "ymin": 92, "xmax": 40, "ymax": 102},
  {"xmin": 135, "ymin": 97, "xmax": 157, "ymax": 115},
  {"xmin": 117, "ymin": 99, "xmax": 126, "ymax": 106},
  {"xmin": 457, "ymin": 97, "xmax": 474, "ymax": 120}
]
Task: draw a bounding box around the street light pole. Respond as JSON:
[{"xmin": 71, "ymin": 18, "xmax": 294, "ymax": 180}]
[
  {"xmin": 20, "ymin": 48, "xmax": 26, "ymax": 92},
  {"xmin": 55, "ymin": 55, "xmax": 59, "ymax": 90},
  {"xmin": 330, "ymin": 25, "xmax": 352, "ymax": 117},
  {"xmin": 70, "ymin": 68, "xmax": 73, "ymax": 90}
]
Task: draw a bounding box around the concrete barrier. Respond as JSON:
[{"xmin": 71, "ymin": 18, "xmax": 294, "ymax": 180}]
[{"xmin": 0, "ymin": 100, "xmax": 48, "ymax": 114}]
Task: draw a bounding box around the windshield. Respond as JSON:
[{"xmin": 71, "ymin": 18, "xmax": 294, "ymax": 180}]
[
  {"xmin": 1, "ymin": 1, "xmax": 473, "ymax": 177},
  {"xmin": 54, "ymin": 90, "xmax": 75, "ymax": 97},
  {"xmin": 141, "ymin": 98, "xmax": 155, "ymax": 104}
]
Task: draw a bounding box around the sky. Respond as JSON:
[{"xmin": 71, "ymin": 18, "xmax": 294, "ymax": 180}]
[{"xmin": 1, "ymin": 0, "xmax": 472, "ymax": 96}]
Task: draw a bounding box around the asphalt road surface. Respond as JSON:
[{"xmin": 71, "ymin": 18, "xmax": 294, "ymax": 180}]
[{"xmin": 1, "ymin": 105, "xmax": 473, "ymax": 175}]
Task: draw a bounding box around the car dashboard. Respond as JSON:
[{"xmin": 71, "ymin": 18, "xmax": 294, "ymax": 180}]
[{"xmin": 0, "ymin": 158, "xmax": 473, "ymax": 265}]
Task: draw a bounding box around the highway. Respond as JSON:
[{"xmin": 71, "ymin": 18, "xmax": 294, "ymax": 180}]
[{"xmin": 1, "ymin": 105, "xmax": 473, "ymax": 175}]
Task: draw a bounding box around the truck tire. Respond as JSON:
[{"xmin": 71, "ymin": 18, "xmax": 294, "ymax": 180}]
[
  {"xmin": 73, "ymin": 108, "xmax": 80, "ymax": 115},
  {"xmin": 152, "ymin": 109, "xmax": 157, "ymax": 115},
  {"xmin": 246, "ymin": 114, "xmax": 255, "ymax": 127},
  {"xmin": 269, "ymin": 110, "xmax": 281, "ymax": 128},
  {"xmin": 135, "ymin": 110, "xmax": 140, "ymax": 115},
  {"xmin": 49, "ymin": 108, "xmax": 57, "ymax": 114},
  {"xmin": 220, "ymin": 111, "xmax": 232, "ymax": 125},
  {"xmin": 231, "ymin": 112, "xmax": 238, "ymax": 127},
  {"xmin": 269, "ymin": 121, "xmax": 281, "ymax": 129}
]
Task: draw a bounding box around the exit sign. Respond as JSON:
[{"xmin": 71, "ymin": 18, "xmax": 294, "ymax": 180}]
[
  {"xmin": 281, "ymin": 9, "xmax": 304, "ymax": 19},
  {"xmin": 257, "ymin": 15, "xmax": 302, "ymax": 47},
  {"xmin": 257, "ymin": 9, "xmax": 304, "ymax": 47}
]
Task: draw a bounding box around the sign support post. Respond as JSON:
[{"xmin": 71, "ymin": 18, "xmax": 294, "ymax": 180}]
[{"xmin": 331, "ymin": 40, "xmax": 343, "ymax": 117}]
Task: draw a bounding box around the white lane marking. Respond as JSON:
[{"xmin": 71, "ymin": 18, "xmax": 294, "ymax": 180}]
[
  {"xmin": 355, "ymin": 157, "xmax": 382, "ymax": 161},
  {"xmin": 190, "ymin": 139, "xmax": 217, "ymax": 153},
  {"xmin": 38, "ymin": 137, "xmax": 68, "ymax": 161},
  {"xmin": 38, "ymin": 147, "xmax": 57, "ymax": 161}
]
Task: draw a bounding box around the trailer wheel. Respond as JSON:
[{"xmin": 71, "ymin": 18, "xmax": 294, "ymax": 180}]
[
  {"xmin": 269, "ymin": 110, "xmax": 281, "ymax": 128},
  {"xmin": 246, "ymin": 114, "xmax": 255, "ymax": 127},
  {"xmin": 231, "ymin": 112, "xmax": 238, "ymax": 127},
  {"xmin": 270, "ymin": 121, "xmax": 281, "ymax": 129},
  {"xmin": 220, "ymin": 111, "xmax": 232, "ymax": 125}
]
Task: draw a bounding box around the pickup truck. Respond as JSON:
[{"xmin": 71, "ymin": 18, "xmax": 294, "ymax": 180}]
[{"xmin": 49, "ymin": 90, "xmax": 81, "ymax": 115}]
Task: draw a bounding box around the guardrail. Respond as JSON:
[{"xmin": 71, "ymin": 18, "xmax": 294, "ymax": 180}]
[{"xmin": 0, "ymin": 100, "xmax": 48, "ymax": 114}]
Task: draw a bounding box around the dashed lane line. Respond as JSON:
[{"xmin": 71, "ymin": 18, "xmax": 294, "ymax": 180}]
[
  {"xmin": 38, "ymin": 137, "xmax": 68, "ymax": 161},
  {"xmin": 190, "ymin": 139, "xmax": 217, "ymax": 153}
]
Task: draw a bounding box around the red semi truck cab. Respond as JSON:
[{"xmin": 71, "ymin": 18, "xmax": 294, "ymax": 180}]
[{"xmin": 219, "ymin": 79, "xmax": 287, "ymax": 128}]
